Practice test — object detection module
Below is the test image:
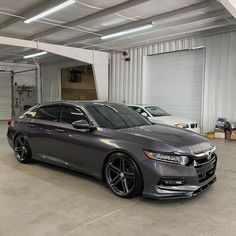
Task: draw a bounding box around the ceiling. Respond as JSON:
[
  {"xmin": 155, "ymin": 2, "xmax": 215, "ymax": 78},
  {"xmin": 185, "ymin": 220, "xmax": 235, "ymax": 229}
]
[{"xmin": 0, "ymin": 0, "xmax": 235, "ymax": 63}]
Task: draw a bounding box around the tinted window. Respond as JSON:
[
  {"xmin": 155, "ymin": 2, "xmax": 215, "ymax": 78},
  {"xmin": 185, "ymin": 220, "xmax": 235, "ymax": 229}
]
[
  {"xmin": 86, "ymin": 104, "xmax": 150, "ymax": 129},
  {"xmin": 61, "ymin": 106, "xmax": 88, "ymax": 124},
  {"xmin": 34, "ymin": 106, "xmax": 61, "ymax": 121}
]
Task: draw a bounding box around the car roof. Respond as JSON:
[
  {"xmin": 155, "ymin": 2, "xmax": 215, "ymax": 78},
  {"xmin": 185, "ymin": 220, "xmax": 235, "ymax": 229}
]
[{"xmin": 39, "ymin": 100, "xmax": 124, "ymax": 108}]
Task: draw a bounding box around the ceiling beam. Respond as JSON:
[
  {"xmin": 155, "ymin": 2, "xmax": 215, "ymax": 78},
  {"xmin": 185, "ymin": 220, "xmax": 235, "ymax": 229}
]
[
  {"xmin": 26, "ymin": 0, "xmax": 151, "ymax": 40},
  {"xmin": 0, "ymin": 0, "xmax": 66, "ymax": 30},
  {"xmin": 9, "ymin": 23, "xmax": 236, "ymax": 63},
  {"xmin": 0, "ymin": 0, "xmax": 150, "ymax": 61},
  {"xmin": 84, "ymin": 10, "xmax": 227, "ymax": 46},
  {"xmin": 62, "ymin": 1, "xmax": 212, "ymax": 45},
  {"xmin": 7, "ymin": 11, "xmax": 229, "ymax": 62},
  {"xmin": 219, "ymin": 0, "xmax": 236, "ymax": 19},
  {"xmin": 105, "ymin": 19, "xmax": 233, "ymax": 49}
]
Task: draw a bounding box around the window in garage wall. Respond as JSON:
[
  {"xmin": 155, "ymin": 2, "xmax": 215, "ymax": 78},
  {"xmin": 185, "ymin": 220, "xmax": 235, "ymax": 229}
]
[
  {"xmin": 144, "ymin": 49, "xmax": 204, "ymax": 128},
  {"xmin": 61, "ymin": 65, "xmax": 97, "ymax": 100}
]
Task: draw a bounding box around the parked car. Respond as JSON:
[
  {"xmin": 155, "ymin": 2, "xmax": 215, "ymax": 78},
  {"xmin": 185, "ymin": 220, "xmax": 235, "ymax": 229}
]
[
  {"xmin": 7, "ymin": 101, "xmax": 216, "ymax": 199},
  {"xmin": 128, "ymin": 105, "xmax": 200, "ymax": 133}
]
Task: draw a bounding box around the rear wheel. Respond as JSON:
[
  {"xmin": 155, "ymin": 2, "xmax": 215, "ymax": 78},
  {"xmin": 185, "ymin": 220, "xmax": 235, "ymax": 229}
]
[
  {"xmin": 13, "ymin": 134, "xmax": 32, "ymax": 163},
  {"xmin": 104, "ymin": 153, "xmax": 143, "ymax": 198}
]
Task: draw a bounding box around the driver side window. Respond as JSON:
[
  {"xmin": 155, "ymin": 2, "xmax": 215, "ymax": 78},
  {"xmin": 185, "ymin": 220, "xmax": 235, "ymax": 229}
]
[
  {"xmin": 61, "ymin": 106, "xmax": 88, "ymax": 124},
  {"xmin": 133, "ymin": 107, "xmax": 149, "ymax": 117}
]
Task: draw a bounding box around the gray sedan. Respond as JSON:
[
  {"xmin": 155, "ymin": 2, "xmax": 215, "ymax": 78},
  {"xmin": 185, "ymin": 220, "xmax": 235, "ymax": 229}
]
[{"xmin": 7, "ymin": 101, "xmax": 217, "ymax": 199}]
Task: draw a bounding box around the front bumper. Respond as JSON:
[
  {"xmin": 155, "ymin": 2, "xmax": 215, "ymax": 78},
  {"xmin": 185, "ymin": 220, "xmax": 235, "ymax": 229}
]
[{"xmin": 141, "ymin": 155, "xmax": 217, "ymax": 199}]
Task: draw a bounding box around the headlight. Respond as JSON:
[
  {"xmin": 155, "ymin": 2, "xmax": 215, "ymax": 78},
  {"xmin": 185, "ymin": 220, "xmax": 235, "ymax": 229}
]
[
  {"xmin": 175, "ymin": 123, "xmax": 189, "ymax": 129},
  {"xmin": 144, "ymin": 151, "xmax": 190, "ymax": 165}
]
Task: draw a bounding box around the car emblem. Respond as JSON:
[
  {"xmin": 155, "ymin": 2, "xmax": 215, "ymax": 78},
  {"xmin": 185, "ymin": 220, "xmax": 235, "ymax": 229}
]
[{"xmin": 207, "ymin": 151, "xmax": 212, "ymax": 160}]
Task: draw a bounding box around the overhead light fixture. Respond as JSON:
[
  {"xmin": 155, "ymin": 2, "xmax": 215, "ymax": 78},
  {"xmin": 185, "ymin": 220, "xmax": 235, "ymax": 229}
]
[
  {"xmin": 23, "ymin": 51, "xmax": 48, "ymax": 59},
  {"xmin": 192, "ymin": 45, "xmax": 205, "ymax": 50},
  {"xmin": 24, "ymin": 0, "xmax": 76, "ymax": 24},
  {"xmin": 101, "ymin": 23, "xmax": 153, "ymax": 40}
]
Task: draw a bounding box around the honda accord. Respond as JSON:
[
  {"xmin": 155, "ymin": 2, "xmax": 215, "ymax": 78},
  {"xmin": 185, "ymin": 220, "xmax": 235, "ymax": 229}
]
[{"xmin": 7, "ymin": 101, "xmax": 217, "ymax": 199}]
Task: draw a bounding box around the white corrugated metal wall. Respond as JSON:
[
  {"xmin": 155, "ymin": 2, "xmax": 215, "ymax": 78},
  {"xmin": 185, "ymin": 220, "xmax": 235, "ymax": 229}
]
[{"xmin": 110, "ymin": 31, "xmax": 236, "ymax": 132}]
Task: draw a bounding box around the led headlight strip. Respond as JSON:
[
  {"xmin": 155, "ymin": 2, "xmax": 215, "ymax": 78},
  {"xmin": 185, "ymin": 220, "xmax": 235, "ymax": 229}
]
[{"xmin": 144, "ymin": 151, "xmax": 189, "ymax": 165}]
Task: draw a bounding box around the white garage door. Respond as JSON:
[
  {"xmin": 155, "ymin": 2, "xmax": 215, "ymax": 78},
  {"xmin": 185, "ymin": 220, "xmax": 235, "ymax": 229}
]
[
  {"xmin": 144, "ymin": 49, "xmax": 204, "ymax": 126},
  {"xmin": 0, "ymin": 73, "xmax": 11, "ymax": 120}
]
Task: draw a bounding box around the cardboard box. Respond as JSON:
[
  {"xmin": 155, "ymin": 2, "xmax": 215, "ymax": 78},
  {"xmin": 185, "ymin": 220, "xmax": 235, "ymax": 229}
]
[
  {"xmin": 214, "ymin": 132, "xmax": 225, "ymax": 139},
  {"xmin": 214, "ymin": 128, "xmax": 224, "ymax": 133},
  {"xmin": 231, "ymin": 131, "xmax": 236, "ymax": 140},
  {"xmin": 214, "ymin": 128, "xmax": 225, "ymax": 139}
]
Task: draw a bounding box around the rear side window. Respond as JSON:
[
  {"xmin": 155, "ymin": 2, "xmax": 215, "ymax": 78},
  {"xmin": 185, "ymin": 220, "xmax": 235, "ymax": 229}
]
[
  {"xmin": 34, "ymin": 106, "xmax": 61, "ymax": 122},
  {"xmin": 61, "ymin": 106, "xmax": 88, "ymax": 124}
]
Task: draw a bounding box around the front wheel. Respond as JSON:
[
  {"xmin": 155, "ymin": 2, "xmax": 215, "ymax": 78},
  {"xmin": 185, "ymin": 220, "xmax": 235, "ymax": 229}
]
[
  {"xmin": 104, "ymin": 153, "xmax": 143, "ymax": 198},
  {"xmin": 13, "ymin": 134, "xmax": 32, "ymax": 163}
]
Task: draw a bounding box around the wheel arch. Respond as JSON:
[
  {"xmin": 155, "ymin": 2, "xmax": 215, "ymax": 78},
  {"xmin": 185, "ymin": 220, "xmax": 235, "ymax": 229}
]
[
  {"xmin": 102, "ymin": 149, "xmax": 144, "ymax": 184},
  {"xmin": 13, "ymin": 132, "xmax": 28, "ymax": 144}
]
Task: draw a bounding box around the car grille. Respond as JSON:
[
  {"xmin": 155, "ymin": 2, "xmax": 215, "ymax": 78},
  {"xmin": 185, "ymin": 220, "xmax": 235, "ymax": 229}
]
[{"xmin": 194, "ymin": 153, "xmax": 217, "ymax": 184}]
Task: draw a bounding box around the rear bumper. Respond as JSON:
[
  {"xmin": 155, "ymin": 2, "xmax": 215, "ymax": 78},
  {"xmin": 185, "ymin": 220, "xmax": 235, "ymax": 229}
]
[{"xmin": 141, "ymin": 156, "xmax": 217, "ymax": 200}]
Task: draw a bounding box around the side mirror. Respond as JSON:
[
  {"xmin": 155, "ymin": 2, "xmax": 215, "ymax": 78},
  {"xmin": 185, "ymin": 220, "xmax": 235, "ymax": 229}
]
[
  {"xmin": 72, "ymin": 120, "xmax": 96, "ymax": 130},
  {"xmin": 141, "ymin": 112, "xmax": 148, "ymax": 117}
]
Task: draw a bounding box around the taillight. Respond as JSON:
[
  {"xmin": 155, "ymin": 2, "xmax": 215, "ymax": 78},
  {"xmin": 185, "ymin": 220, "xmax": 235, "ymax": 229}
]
[{"xmin": 7, "ymin": 119, "xmax": 13, "ymax": 126}]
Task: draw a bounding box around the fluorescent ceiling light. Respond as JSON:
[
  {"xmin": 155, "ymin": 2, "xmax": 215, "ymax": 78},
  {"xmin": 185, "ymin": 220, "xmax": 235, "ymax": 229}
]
[
  {"xmin": 192, "ymin": 45, "xmax": 205, "ymax": 50},
  {"xmin": 24, "ymin": 0, "xmax": 76, "ymax": 24},
  {"xmin": 101, "ymin": 23, "xmax": 153, "ymax": 40},
  {"xmin": 23, "ymin": 51, "xmax": 48, "ymax": 59}
]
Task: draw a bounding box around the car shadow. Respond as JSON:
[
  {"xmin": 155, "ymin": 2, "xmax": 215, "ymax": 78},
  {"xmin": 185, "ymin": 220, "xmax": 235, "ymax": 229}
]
[{"xmin": 8, "ymin": 156, "xmax": 207, "ymax": 205}]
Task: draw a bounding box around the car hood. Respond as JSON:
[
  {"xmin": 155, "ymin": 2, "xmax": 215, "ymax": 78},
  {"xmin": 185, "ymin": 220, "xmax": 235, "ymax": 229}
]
[
  {"xmin": 116, "ymin": 124, "xmax": 212, "ymax": 156},
  {"xmin": 149, "ymin": 115, "xmax": 196, "ymax": 126}
]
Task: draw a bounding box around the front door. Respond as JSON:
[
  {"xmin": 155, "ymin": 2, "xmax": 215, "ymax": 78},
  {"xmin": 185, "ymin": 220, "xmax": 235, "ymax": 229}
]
[{"xmin": 49, "ymin": 105, "xmax": 103, "ymax": 176}]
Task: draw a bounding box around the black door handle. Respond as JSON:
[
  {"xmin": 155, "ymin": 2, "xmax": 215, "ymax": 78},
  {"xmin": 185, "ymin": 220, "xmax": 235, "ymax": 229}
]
[{"xmin": 54, "ymin": 128, "xmax": 65, "ymax": 133}]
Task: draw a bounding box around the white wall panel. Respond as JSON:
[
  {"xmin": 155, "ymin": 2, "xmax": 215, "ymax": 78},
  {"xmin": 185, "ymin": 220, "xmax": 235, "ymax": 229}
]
[
  {"xmin": 110, "ymin": 31, "xmax": 236, "ymax": 132},
  {"xmin": 0, "ymin": 73, "xmax": 11, "ymax": 120},
  {"xmin": 41, "ymin": 61, "xmax": 85, "ymax": 103}
]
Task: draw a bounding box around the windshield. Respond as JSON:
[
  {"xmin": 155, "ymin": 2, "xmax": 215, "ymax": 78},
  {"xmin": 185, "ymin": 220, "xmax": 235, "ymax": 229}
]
[
  {"xmin": 86, "ymin": 104, "xmax": 151, "ymax": 129},
  {"xmin": 145, "ymin": 106, "xmax": 170, "ymax": 117}
]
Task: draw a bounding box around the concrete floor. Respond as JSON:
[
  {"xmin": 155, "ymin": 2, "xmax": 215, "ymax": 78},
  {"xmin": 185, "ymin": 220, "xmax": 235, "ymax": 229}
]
[{"xmin": 0, "ymin": 121, "xmax": 236, "ymax": 236}]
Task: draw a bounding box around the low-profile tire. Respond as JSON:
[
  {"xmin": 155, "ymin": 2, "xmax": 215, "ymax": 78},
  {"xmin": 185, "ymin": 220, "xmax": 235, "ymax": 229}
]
[
  {"xmin": 104, "ymin": 152, "xmax": 143, "ymax": 198},
  {"xmin": 13, "ymin": 134, "xmax": 32, "ymax": 163}
]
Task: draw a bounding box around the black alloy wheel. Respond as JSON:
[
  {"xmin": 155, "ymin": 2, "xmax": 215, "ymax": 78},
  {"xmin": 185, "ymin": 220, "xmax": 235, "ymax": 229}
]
[
  {"xmin": 105, "ymin": 153, "xmax": 143, "ymax": 198},
  {"xmin": 13, "ymin": 134, "xmax": 32, "ymax": 163}
]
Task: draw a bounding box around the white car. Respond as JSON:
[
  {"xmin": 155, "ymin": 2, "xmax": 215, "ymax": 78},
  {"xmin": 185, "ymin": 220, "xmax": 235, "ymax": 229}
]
[{"xmin": 128, "ymin": 105, "xmax": 200, "ymax": 133}]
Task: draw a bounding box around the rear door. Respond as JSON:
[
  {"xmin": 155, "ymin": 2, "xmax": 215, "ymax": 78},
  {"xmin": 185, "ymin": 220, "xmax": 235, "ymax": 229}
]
[{"xmin": 27, "ymin": 105, "xmax": 62, "ymax": 158}]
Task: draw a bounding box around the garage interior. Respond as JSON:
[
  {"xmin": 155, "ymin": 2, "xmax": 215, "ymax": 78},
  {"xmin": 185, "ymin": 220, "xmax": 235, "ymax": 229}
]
[{"xmin": 0, "ymin": 0, "xmax": 236, "ymax": 235}]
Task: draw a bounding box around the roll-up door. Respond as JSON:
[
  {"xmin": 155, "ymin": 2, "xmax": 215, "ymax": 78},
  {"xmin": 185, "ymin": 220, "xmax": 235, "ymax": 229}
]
[{"xmin": 144, "ymin": 49, "xmax": 204, "ymax": 126}]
